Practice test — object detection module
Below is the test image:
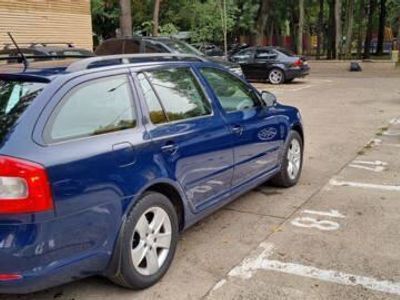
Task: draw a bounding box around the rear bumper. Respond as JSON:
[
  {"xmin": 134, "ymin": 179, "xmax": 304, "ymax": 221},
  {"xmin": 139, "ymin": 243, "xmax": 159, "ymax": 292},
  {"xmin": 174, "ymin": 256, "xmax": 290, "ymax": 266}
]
[
  {"xmin": 0, "ymin": 200, "xmax": 121, "ymax": 294},
  {"xmin": 286, "ymin": 66, "xmax": 310, "ymax": 80},
  {"xmin": 0, "ymin": 253, "xmax": 106, "ymax": 294}
]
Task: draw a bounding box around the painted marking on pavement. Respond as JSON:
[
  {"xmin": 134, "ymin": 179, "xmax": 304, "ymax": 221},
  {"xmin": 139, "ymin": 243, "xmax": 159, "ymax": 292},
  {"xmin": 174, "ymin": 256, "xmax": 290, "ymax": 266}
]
[
  {"xmin": 383, "ymin": 130, "xmax": 400, "ymax": 136},
  {"xmin": 302, "ymin": 209, "xmax": 346, "ymax": 218},
  {"xmin": 390, "ymin": 117, "xmax": 400, "ymax": 125},
  {"xmin": 349, "ymin": 160, "xmax": 388, "ymax": 172},
  {"xmin": 330, "ymin": 178, "xmax": 400, "ymax": 192},
  {"xmin": 221, "ymin": 243, "xmax": 400, "ymax": 296},
  {"xmin": 291, "ymin": 209, "xmax": 345, "ymax": 231}
]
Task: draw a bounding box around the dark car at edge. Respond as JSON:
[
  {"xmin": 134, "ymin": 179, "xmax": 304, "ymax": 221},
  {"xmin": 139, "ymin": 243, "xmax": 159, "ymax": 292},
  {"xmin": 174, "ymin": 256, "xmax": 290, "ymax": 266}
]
[{"xmin": 94, "ymin": 36, "xmax": 244, "ymax": 77}]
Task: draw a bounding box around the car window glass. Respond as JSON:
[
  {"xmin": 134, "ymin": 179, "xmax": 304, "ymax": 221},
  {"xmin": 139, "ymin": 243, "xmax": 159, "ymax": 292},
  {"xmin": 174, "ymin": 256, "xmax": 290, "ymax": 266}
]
[
  {"xmin": 48, "ymin": 75, "xmax": 136, "ymax": 142},
  {"xmin": 144, "ymin": 41, "xmax": 169, "ymax": 53},
  {"xmin": 144, "ymin": 68, "xmax": 211, "ymax": 122},
  {"xmin": 95, "ymin": 39, "xmax": 123, "ymax": 55},
  {"xmin": 200, "ymin": 67, "xmax": 259, "ymax": 112},
  {"xmin": 235, "ymin": 49, "xmax": 253, "ymax": 58},
  {"xmin": 255, "ymin": 49, "xmax": 276, "ymax": 59},
  {"xmin": 138, "ymin": 73, "xmax": 168, "ymax": 124}
]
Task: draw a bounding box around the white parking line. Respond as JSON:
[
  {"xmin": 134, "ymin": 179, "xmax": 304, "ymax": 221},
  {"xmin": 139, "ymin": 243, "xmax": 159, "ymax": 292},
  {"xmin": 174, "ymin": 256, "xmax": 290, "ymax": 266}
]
[
  {"xmin": 390, "ymin": 117, "xmax": 400, "ymax": 125},
  {"xmin": 212, "ymin": 243, "xmax": 400, "ymax": 296},
  {"xmin": 330, "ymin": 178, "xmax": 400, "ymax": 192},
  {"xmin": 349, "ymin": 160, "xmax": 388, "ymax": 172}
]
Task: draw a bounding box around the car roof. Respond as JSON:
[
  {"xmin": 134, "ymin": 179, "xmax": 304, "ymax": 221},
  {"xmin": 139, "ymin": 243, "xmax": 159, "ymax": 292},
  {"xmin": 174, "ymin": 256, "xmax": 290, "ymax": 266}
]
[{"xmin": 0, "ymin": 54, "xmax": 213, "ymax": 81}]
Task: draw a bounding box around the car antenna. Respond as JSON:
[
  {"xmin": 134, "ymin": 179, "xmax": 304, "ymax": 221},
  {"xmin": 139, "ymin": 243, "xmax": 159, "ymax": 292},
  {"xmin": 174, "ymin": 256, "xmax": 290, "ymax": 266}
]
[{"xmin": 7, "ymin": 32, "xmax": 29, "ymax": 71}]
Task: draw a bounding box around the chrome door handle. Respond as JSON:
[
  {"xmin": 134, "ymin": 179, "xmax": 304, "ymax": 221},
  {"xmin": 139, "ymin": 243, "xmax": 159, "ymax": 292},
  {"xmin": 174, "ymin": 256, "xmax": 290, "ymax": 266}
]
[
  {"xmin": 231, "ymin": 125, "xmax": 244, "ymax": 136},
  {"xmin": 161, "ymin": 143, "xmax": 178, "ymax": 154}
]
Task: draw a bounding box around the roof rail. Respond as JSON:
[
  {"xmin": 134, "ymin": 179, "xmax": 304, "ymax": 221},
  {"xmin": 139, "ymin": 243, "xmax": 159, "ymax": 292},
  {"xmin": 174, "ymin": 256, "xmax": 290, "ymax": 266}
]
[
  {"xmin": 66, "ymin": 53, "xmax": 205, "ymax": 72},
  {"xmin": 2, "ymin": 42, "xmax": 75, "ymax": 49}
]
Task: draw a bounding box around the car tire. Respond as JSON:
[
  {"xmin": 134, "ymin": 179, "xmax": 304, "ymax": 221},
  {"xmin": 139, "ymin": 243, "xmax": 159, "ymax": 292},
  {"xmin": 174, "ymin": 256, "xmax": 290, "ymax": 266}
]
[
  {"xmin": 268, "ymin": 68, "xmax": 285, "ymax": 85},
  {"xmin": 269, "ymin": 130, "xmax": 303, "ymax": 187},
  {"xmin": 110, "ymin": 192, "xmax": 179, "ymax": 290}
]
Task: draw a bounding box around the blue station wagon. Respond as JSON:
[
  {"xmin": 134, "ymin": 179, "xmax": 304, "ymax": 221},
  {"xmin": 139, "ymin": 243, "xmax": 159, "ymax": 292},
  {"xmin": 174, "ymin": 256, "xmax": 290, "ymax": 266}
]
[{"xmin": 0, "ymin": 54, "xmax": 304, "ymax": 293}]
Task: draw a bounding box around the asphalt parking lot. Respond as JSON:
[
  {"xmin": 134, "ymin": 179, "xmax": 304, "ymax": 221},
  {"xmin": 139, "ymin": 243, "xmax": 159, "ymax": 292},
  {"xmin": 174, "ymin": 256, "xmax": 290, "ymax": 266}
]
[{"xmin": 2, "ymin": 63, "xmax": 400, "ymax": 300}]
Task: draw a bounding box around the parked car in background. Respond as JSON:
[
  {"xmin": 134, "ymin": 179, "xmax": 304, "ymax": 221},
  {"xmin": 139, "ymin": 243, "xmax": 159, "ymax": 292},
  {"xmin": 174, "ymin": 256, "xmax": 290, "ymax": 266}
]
[
  {"xmin": 229, "ymin": 46, "xmax": 310, "ymax": 84},
  {"xmin": 95, "ymin": 37, "xmax": 243, "ymax": 76},
  {"xmin": 0, "ymin": 42, "xmax": 93, "ymax": 63},
  {"xmin": 0, "ymin": 53, "xmax": 303, "ymax": 294},
  {"xmin": 192, "ymin": 43, "xmax": 224, "ymax": 57}
]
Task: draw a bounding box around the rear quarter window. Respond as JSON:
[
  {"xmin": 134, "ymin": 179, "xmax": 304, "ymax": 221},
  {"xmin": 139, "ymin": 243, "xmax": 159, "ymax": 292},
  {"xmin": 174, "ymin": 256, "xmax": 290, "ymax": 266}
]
[
  {"xmin": 0, "ymin": 80, "xmax": 46, "ymax": 144},
  {"xmin": 45, "ymin": 75, "xmax": 137, "ymax": 143}
]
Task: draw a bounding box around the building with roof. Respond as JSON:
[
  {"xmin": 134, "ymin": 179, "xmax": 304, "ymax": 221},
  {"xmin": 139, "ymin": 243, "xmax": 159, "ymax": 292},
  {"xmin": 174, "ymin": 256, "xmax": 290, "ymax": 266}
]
[{"xmin": 0, "ymin": 0, "xmax": 93, "ymax": 51}]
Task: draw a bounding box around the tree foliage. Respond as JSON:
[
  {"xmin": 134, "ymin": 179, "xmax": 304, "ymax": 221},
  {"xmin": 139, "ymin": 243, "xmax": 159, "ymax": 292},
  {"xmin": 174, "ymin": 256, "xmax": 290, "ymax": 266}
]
[{"xmin": 91, "ymin": 0, "xmax": 400, "ymax": 58}]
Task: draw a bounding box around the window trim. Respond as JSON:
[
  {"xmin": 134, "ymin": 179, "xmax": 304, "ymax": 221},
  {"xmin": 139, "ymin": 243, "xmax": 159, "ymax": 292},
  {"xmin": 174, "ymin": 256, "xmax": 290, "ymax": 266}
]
[
  {"xmin": 43, "ymin": 74, "xmax": 139, "ymax": 145},
  {"xmin": 199, "ymin": 66, "xmax": 263, "ymax": 114},
  {"xmin": 136, "ymin": 66, "xmax": 214, "ymax": 127}
]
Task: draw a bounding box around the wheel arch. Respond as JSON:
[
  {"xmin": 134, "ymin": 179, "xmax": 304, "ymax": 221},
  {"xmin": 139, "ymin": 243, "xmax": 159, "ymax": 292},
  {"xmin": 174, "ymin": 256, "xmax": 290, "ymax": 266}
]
[
  {"xmin": 105, "ymin": 179, "xmax": 187, "ymax": 278},
  {"xmin": 291, "ymin": 122, "xmax": 304, "ymax": 143}
]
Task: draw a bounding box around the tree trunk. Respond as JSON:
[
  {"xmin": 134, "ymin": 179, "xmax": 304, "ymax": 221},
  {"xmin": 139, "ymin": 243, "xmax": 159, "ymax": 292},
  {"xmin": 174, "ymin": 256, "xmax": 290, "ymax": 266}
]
[
  {"xmin": 119, "ymin": 0, "xmax": 132, "ymax": 37},
  {"xmin": 327, "ymin": 0, "xmax": 336, "ymax": 59},
  {"xmin": 357, "ymin": 0, "xmax": 366, "ymax": 58},
  {"xmin": 376, "ymin": 0, "xmax": 386, "ymax": 55},
  {"xmin": 334, "ymin": 0, "xmax": 342, "ymax": 58},
  {"xmin": 298, "ymin": 0, "xmax": 304, "ymax": 54},
  {"xmin": 398, "ymin": 17, "xmax": 400, "ymax": 50},
  {"xmin": 343, "ymin": 0, "xmax": 355, "ymax": 58},
  {"xmin": 316, "ymin": 0, "xmax": 324, "ymax": 59},
  {"xmin": 256, "ymin": 0, "xmax": 270, "ymax": 45},
  {"xmin": 152, "ymin": 0, "xmax": 161, "ymax": 36},
  {"xmin": 364, "ymin": 0, "xmax": 377, "ymax": 59}
]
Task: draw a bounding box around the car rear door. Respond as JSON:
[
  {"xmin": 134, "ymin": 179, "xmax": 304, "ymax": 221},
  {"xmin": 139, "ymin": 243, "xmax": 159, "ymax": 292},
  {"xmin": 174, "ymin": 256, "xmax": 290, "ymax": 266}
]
[
  {"xmin": 199, "ymin": 67, "xmax": 285, "ymax": 188},
  {"xmin": 134, "ymin": 65, "xmax": 234, "ymax": 213}
]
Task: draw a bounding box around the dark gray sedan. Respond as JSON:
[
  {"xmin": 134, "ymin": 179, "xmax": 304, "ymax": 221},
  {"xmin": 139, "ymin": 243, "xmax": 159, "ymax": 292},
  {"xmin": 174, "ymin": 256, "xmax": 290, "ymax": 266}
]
[{"xmin": 229, "ymin": 46, "xmax": 310, "ymax": 84}]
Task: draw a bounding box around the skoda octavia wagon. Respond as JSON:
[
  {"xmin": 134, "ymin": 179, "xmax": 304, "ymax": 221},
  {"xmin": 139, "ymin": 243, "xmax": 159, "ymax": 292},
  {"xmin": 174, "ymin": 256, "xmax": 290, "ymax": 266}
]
[{"xmin": 0, "ymin": 54, "xmax": 303, "ymax": 294}]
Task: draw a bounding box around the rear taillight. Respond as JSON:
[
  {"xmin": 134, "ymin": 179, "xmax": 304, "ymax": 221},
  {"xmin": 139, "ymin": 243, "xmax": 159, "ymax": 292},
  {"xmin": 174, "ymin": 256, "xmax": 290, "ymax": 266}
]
[
  {"xmin": 0, "ymin": 156, "xmax": 53, "ymax": 214},
  {"xmin": 0, "ymin": 274, "xmax": 22, "ymax": 281},
  {"xmin": 292, "ymin": 59, "xmax": 303, "ymax": 67}
]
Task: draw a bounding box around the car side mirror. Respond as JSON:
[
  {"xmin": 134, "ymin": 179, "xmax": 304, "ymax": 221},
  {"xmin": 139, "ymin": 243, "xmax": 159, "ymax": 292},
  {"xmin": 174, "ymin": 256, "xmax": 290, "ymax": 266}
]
[{"xmin": 261, "ymin": 91, "xmax": 277, "ymax": 107}]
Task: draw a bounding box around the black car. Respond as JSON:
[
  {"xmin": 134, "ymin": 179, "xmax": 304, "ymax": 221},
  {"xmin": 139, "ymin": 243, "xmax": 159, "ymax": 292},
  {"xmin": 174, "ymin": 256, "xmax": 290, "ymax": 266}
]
[
  {"xmin": 229, "ymin": 46, "xmax": 310, "ymax": 84},
  {"xmin": 0, "ymin": 42, "xmax": 93, "ymax": 63},
  {"xmin": 95, "ymin": 37, "xmax": 243, "ymax": 77}
]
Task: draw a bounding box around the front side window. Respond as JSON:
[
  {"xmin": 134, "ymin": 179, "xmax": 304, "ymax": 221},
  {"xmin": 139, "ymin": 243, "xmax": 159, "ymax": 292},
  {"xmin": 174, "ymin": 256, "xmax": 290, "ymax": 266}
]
[
  {"xmin": 200, "ymin": 67, "xmax": 260, "ymax": 112},
  {"xmin": 47, "ymin": 75, "xmax": 136, "ymax": 142},
  {"xmin": 140, "ymin": 68, "xmax": 211, "ymax": 123}
]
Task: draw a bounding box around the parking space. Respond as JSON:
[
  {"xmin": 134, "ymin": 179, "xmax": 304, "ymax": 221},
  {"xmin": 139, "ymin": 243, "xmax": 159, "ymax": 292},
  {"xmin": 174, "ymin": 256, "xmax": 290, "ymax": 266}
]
[{"xmin": 2, "ymin": 66, "xmax": 400, "ymax": 299}]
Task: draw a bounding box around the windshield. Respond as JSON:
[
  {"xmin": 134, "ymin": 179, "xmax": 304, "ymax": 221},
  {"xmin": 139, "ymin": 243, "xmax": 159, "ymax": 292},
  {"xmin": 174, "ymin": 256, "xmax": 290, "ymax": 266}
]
[
  {"xmin": 162, "ymin": 40, "xmax": 204, "ymax": 56},
  {"xmin": 0, "ymin": 80, "xmax": 46, "ymax": 144}
]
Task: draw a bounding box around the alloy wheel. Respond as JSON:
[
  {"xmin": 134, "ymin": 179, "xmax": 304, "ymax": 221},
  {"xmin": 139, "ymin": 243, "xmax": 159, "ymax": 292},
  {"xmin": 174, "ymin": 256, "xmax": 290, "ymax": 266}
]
[
  {"xmin": 131, "ymin": 206, "xmax": 172, "ymax": 276},
  {"xmin": 269, "ymin": 69, "xmax": 283, "ymax": 84},
  {"xmin": 287, "ymin": 139, "xmax": 301, "ymax": 180}
]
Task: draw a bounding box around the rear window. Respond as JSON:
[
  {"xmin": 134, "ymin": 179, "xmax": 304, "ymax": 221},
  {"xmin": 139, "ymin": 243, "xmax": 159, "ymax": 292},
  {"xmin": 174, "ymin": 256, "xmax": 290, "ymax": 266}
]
[{"xmin": 0, "ymin": 80, "xmax": 46, "ymax": 143}]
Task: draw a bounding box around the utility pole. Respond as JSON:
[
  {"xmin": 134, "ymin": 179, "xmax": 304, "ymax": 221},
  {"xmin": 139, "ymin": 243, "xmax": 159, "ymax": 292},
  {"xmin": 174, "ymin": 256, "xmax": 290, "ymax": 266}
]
[
  {"xmin": 218, "ymin": 0, "xmax": 228, "ymax": 57},
  {"xmin": 298, "ymin": 0, "xmax": 304, "ymax": 55},
  {"xmin": 335, "ymin": 0, "xmax": 342, "ymax": 59}
]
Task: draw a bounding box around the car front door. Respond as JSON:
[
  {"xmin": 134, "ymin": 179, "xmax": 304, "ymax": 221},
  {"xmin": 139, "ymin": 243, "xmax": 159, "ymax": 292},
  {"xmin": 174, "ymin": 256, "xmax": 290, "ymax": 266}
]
[
  {"xmin": 230, "ymin": 49, "xmax": 256, "ymax": 79},
  {"xmin": 199, "ymin": 67, "xmax": 285, "ymax": 188},
  {"xmin": 135, "ymin": 66, "xmax": 234, "ymax": 213}
]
